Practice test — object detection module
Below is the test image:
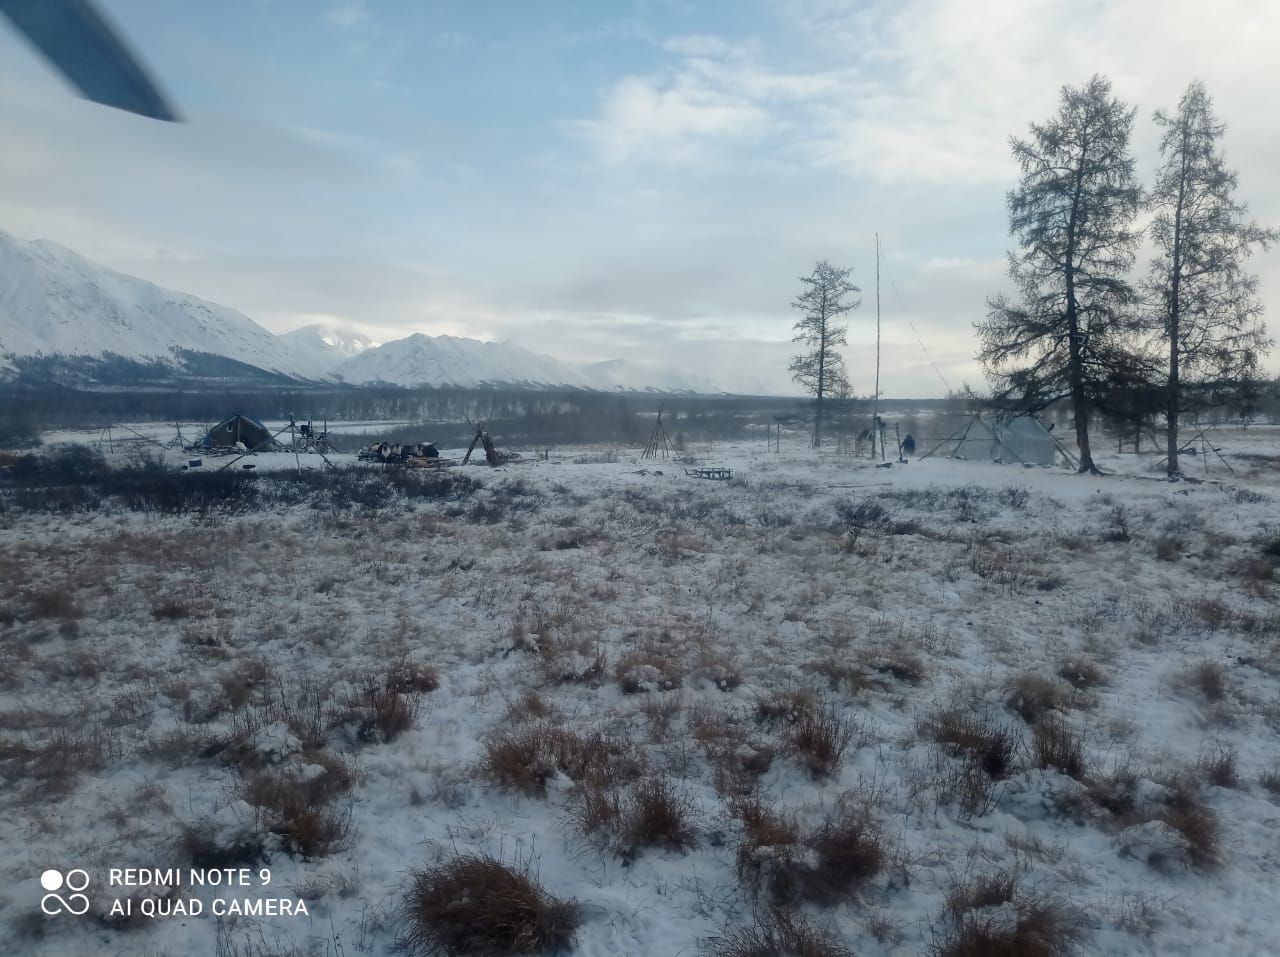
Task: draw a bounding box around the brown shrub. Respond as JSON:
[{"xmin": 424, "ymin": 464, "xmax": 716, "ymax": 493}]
[
  {"xmin": 1032, "ymin": 716, "xmax": 1087, "ymax": 780},
  {"xmin": 506, "ymin": 691, "xmax": 554, "ymax": 724},
  {"xmin": 356, "ymin": 684, "xmax": 417, "ymax": 744},
  {"xmin": 1056, "ymin": 657, "xmax": 1108, "ymax": 691},
  {"xmin": 614, "ymin": 647, "xmax": 683, "ymax": 694},
  {"xmin": 622, "ymin": 776, "xmax": 698, "ymax": 852},
  {"xmin": 783, "ymin": 704, "xmax": 859, "ymax": 779},
  {"xmin": 572, "ymin": 781, "xmax": 622, "ymax": 838},
  {"xmin": 17, "ymin": 723, "xmax": 118, "ymax": 795},
  {"xmin": 945, "ymin": 870, "xmax": 1017, "ymax": 922},
  {"xmin": 1162, "ymin": 784, "xmax": 1220, "ymax": 870},
  {"xmin": 241, "ymin": 760, "xmax": 356, "ymax": 860},
  {"xmin": 402, "ymin": 854, "xmax": 581, "ymax": 956},
  {"xmin": 152, "ymin": 600, "xmax": 193, "ymax": 621},
  {"xmin": 482, "ymin": 724, "xmax": 641, "ymax": 797},
  {"xmin": 1174, "ymin": 661, "xmax": 1229, "ymax": 703},
  {"xmin": 710, "ymin": 911, "xmax": 855, "ymax": 957},
  {"xmin": 805, "ymin": 804, "xmax": 887, "ymax": 905},
  {"xmin": 1260, "ymin": 769, "xmax": 1280, "ymax": 797},
  {"xmin": 928, "ymin": 710, "xmax": 1017, "ymax": 779},
  {"xmin": 22, "ymin": 587, "xmax": 81, "ymax": 621},
  {"xmin": 935, "ymin": 869, "xmax": 1078, "ymax": 957},
  {"xmin": 1196, "ymin": 747, "xmax": 1240, "ymax": 789},
  {"xmin": 386, "ymin": 660, "xmax": 441, "ymax": 694},
  {"xmin": 753, "ymin": 687, "xmax": 818, "ymax": 726},
  {"xmin": 1005, "ymin": 673, "xmax": 1070, "ymax": 724},
  {"xmin": 933, "ymin": 903, "xmax": 1077, "ymax": 957},
  {"xmin": 697, "ymin": 718, "xmax": 777, "ymax": 797},
  {"xmin": 736, "ymin": 798, "xmax": 885, "ymax": 908}
]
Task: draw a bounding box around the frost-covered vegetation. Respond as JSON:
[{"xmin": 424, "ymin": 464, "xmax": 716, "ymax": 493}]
[{"xmin": 1, "ymin": 432, "xmax": 1278, "ymax": 956}]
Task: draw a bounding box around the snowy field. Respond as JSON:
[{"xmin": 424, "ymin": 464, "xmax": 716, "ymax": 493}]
[{"xmin": 2, "ymin": 427, "xmax": 1279, "ymax": 957}]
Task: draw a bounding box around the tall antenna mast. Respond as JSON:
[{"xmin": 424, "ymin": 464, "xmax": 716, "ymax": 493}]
[{"xmin": 874, "ymin": 233, "xmax": 882, "ymax": 459}]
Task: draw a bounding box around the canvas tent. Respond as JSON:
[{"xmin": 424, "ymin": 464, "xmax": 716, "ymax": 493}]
[
  {"xmin": 922, "ymin": 414, "xmax": 1074, "ymax": 468},
  {"xmin": 193, "ymin": 414, "xmax": 279, "ymax": 452}
]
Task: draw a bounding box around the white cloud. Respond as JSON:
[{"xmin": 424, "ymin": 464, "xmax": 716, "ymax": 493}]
[
  {"xmin": 573, "ymin": 72, "xmax": 771, "ymax": 164},
  {"xmin": 325, "ymin": 1, "xmax": 370, "ymax": 28}
]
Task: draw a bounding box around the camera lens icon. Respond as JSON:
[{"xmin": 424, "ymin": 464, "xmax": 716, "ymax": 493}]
[{"xmin": 40, "ymin": 869, "xmax": 90, "ymax": 916}]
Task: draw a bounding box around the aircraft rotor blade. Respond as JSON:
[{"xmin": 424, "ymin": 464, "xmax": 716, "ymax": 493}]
[{"xmin": 0, "ymin": 0, "xmax": 181, "ymax": 121}]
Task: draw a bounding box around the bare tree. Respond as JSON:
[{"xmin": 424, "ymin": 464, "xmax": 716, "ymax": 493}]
[
  {"xmin": 1147, "ymin": 80, "xmax": 1277, "ymax": 476},
  {"xmin": 790, "ymin": 260, "xmax": 859, "ymax": 448},
  {"xmin": 977, "ymin": 75, "xmax": 1143, "ymax": 474}
]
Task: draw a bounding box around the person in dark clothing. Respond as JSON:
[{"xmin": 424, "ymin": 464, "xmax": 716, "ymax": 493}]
[{"xmin": 901, "ymin": 434, "xmax": 916, "ymax": 455}]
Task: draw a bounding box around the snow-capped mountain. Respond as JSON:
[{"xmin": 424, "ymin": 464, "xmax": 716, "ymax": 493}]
[
  {"xmin": 0, "ymin": 229, "xmax": 726, "ymax": 392},
  {"xmin": 337, "ymin": 336, "xmax": 724, "ymax": 392},
  {"xmin": 0, "ymin": 229, "xmax": 325, "ymax": 381},
  {"xmin": 582, "ymin": 358, "xmax": 720, "ymax": 394},
  {"xmin": 338, "ymin": 333, "xmax": 600, "ymax": 389},
  {"xmin": 278, "ymin": 323, "xmax": 378, "ymax": 374}
]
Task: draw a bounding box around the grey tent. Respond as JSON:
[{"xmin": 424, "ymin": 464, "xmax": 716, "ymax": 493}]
[
  {"xmin": 194, "ymin": 414, "xmax": 279, "ymax": 452},
  {"xmin": 923, "ymin": 414, "xmax": 1075, "ymax": 468}
]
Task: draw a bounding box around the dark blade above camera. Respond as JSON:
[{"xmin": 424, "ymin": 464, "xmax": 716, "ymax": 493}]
[{"xmin": 0, "ymin": 0, "xmax": 180, "ymax": 121}]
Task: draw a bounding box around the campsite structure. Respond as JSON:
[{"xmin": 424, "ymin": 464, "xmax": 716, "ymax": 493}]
[
  {"xmin": 641, "ymin": 406, "xmax": 674, "ymax": 460},
  {"xmin": 920, "ymin": 413, "xmax": 1078, "ymax": 468},
  {"xmin": 189, "ymin": 414, "xmax": 280, "ymax": 454}
]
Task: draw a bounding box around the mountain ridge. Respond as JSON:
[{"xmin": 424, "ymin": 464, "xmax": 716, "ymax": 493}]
[{"xmin": 0, "ymin": 229, "xmax": 722, "ymax": 393}]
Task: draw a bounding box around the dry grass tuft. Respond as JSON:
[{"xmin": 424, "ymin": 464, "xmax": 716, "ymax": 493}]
[
  {"xmin": 622, "ymin": 776, "xmax": 699, "ymax": 853},
  {"xmin": 178, "ymin": 818, "xmax": 267, "ymax": 870},
  {"xmin": 1161, "ymin": 783, "xmax": 1221, "ymax": 870},
  {"xmin": 572, "ymin": 781, "xmax": 623, "ymax": 838},
  {"xmin": 355, "ymin": 683, "xmax": 418, "ymax": 744},
  {"xmin": 933, "ymin": 902, "xmax": 1077, "ymax": 957},
  {"xmin": 506, "ymin": 691, "xmax": 555, "ymax": 724},
  {"xmin": 1174, "ymin": 661, "xmax": 1229, "ymax": 703},
  {"xmin": 22, "ymin": 586, "xmax": 81, "ymax": 621},
  {"xmin": 735, "ymin": 796, "xmax": 885, "ymax": 908},
  {"xmin": 1005, "ymin": 673, "xmax": 1071, "ymax": 724},
  {"xmin": 241, "ymin": 761, "xmax": 355, "ymax": 860},
  {"xmin": 482, "ymin": 723, "xmax": 642, "ymax": 797},
  {"xmin": 782, "ymin": 704, "xmax": 859, "ymax": 779},
  {"xmin": 386, "ymin": 660, "xmax": 441, "ymax": 694},
  {"xmin": 694, "ymin": 716, "xmax": 777, "ymax": 797},
  {"xmin": 11, "ymin": 723, "xmax": 119, "ymax": 795},
  {"xmin": 1196, "ymin": 747, "xmax": 1240, "ymax": 790},
  {"xmin": 1056, "ymin": 657, "xmax": 1108, "ymax": 691},
  {"xmin": 1260, "ymin": 769, "xmax": 1280, "ymax": 797},
  {"xmin": 1032, "ymin": 716, "xmax": 1087, "ymax": 780},
  {"xmin": 614, "ymin": 646, "xmax": 683, "ymax": 694},
  {"xmin": 928, "ymin": 710, "xmax": 1017, "ymax": 779},
  {"xmin": 402, "ymin": 854, "xmax": 581, "ymax": 956},
  {"xmin": 805, "ymin": 804, "xmax": 888, "ymax": 905},
  {"xmin": 945, "ymin": 870, "xmax": 1017, "ymax": 922},
  {"xmin": 753, "ymin": 687, "xmax": 818, "ymax": 726},
  {"xmin": 1154, "ymin": 535, "xmax": 1185, "ymax": 562},
  {"xmin": 710, "ymin": 911, "xmax": 855, "ymax": 957},
  {"xmin": 934, "ymin": 870, "xmax": 1078, "ymax": 957}
]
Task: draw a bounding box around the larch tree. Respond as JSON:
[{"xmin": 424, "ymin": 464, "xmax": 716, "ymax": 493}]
[
  {"xmin": 789, "ymin": 260, "xmax": 859, "ymax": 448},
  {"xmin": 977, "ymin": 74, "xmax": 1143, "ymax": 474},
  {"xmin": 1147, "ymin": 80, "xmax": 1277, "ymax": 476}
]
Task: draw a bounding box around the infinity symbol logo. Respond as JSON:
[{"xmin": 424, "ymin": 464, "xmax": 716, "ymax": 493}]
[{"xmin": 40, "ymin": 869, "xmax": 90, "ymax": 916}]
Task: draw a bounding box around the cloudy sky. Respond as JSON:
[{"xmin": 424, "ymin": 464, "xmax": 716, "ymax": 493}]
[{"xmin": 1, "ymin": 0, "xmax": 1277, "ymax": 396}]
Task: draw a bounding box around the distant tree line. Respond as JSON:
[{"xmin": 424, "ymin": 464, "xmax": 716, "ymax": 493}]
[{"xmin": 0, "ymin": 384, "xmax": 811, "ymax": 450}]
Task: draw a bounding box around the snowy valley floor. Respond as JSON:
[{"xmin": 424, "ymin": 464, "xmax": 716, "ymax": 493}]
[{"xmin": 2, "ymin": 432, "xmax": 1280, "ymax": 956}]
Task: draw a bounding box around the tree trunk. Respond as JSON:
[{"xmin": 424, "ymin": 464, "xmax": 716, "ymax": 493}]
[
  {"xmin": 1166, "ymin": 127, "xmax": 1189, "ymax": 478},
  {"xmin": 1065, "ymin": 139, "xmax": 1098, "ymax": 475}
]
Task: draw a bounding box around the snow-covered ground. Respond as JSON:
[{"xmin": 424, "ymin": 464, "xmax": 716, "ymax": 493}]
[{"xmin": 2, "ymin": 427, "xmax": 1278, "ymax": 956}]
